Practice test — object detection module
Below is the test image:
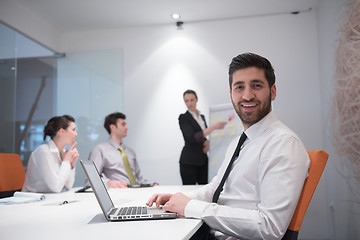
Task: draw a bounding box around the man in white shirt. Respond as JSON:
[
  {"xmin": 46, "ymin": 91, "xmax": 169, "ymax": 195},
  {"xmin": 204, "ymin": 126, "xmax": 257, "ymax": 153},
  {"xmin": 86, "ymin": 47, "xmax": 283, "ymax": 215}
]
[
  {"xmin": 89, "ymin": 112, "xmax": 155, "ymax": 188},
  {"xmin": 147, "ymin": 53, "xmax": 310, "ymax": 239}
]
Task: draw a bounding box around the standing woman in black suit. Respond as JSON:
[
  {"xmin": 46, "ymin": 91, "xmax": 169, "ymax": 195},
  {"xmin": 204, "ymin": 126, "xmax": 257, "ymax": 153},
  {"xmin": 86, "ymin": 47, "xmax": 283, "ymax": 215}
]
[{"xmin": 179, "ymin": 90, "xmax": 227, "ymax": 185}]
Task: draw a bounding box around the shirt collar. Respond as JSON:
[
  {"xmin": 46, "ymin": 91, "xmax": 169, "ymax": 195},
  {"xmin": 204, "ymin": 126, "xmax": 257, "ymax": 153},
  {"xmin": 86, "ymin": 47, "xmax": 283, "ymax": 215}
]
[
  {"xmin": 107, "ymin": 138, "xmax": 126, "ymax": 149},
  {"xmin": 244, "ymin": 111, "xmax": 277, "ymax": 141},
  {"xmin": 48, "ymin": 139, "xmax": 60, "ymax": 153},
  {"xmin": 188, "ymin": 109, "xmax": 200, "ymax": 119}
]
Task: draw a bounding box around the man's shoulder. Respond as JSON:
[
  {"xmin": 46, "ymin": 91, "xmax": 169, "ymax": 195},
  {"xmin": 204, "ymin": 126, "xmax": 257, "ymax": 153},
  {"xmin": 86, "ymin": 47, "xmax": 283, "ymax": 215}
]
[
  {"xmin": 270, "ymin": 120, "xmax": 300, "ymax": 139},
  {"xmin": 92, "ymin": 141, "xmax": 114, "ymax": 151},
  {"xmin": 89, "ymin": 141, "xmax": 117, "ymax": 161},
  {"xmin": 259, "ymin": 120, "xmax": 306, "ymax": 153},
  {"xmin": 259, "ymin": 112, "xmax": 300, "ymax": 139},
  {"xmin": 123, "ymin": 144, "xmax": 135, "ymax": 154}
]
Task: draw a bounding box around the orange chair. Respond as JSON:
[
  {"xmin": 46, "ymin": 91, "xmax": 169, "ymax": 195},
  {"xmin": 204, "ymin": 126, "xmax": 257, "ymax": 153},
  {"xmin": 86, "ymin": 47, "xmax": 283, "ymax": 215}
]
[
  {"xmin": 0, "ymin": 153, "xmax": 26, "ymax": 198},
  {"xmin": 282, "ymin": 150, "xmax": 329, "ymax": 240}
]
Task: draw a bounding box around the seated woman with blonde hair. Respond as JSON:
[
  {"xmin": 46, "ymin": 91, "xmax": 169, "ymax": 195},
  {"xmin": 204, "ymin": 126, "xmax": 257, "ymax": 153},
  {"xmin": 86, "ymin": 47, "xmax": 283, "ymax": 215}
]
[{"xmin": 22, "ymin": 115, "xmax": 79, "ymax": 193}]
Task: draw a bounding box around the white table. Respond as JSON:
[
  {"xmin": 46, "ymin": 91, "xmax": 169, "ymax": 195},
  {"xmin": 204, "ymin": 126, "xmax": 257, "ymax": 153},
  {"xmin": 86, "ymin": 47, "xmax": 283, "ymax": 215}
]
[{"xmin": 0, "ymin": 185, "xmax": 202, "ymax": 240}]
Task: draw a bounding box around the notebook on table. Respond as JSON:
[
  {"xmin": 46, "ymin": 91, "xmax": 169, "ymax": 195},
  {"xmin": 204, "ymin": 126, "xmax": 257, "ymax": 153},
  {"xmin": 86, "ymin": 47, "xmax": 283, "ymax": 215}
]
[{"xmin": 80, "ymin": 160, "xmax": 177, "ymax": 221}]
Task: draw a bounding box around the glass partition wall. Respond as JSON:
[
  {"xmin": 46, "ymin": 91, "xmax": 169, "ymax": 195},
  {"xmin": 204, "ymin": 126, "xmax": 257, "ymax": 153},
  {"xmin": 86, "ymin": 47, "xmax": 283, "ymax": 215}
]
[
  {"xmin": 0, "ymin": 23, "xmax": 124, "ymax": 187},
  {"xmin": 0, "ymin": 25, "xmax": 16, "ymax": 154},
  {"xmin": 15, "ymin": 57, "xmax": 57, "ymax": 167},
  {"xmin": 0, "ymin": 22, "xmax": 58, "ymax": 169}
]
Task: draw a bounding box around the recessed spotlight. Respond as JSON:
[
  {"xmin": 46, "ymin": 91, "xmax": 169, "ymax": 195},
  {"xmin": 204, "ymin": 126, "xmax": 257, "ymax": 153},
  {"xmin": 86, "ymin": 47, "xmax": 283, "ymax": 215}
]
[{"xmin": 171, "ymin": 13, "xmax": 180, "ymax": 19}]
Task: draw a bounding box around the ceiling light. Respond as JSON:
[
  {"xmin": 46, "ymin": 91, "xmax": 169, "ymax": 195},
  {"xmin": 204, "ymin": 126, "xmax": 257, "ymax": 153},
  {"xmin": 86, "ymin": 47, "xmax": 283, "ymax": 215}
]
[{"xmin": 171, "ymin": 13, "xmax": 180, "ymax": 19}]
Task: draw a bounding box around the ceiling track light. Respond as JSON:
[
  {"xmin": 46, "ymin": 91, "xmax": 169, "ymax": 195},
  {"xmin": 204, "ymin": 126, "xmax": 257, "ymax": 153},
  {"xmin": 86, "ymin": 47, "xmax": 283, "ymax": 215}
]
[{"xmin": 176, "ymin": 21, "xmax": 184, "ymax": 27}]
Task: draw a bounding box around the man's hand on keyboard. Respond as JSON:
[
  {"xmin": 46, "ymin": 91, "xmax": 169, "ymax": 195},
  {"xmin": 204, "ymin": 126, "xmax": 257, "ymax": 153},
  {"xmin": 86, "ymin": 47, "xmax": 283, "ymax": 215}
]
[
  {"xmin": 163, "ymin": 192, "xmax": 190, "ymax": 216},
  {"xmin": 146, "ymin": 192, "xmax": 190, "ymax": 216},
  {"xmin": 146, "ymin": 193, "xmax": 173, "ymax": 208}
]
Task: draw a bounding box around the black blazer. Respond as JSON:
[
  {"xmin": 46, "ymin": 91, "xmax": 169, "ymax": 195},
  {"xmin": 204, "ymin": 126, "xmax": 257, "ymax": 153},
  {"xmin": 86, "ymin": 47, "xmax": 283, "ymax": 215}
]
[{"xmin": 178, "ymin": 111, "xmax": 208, "ymax": 166}]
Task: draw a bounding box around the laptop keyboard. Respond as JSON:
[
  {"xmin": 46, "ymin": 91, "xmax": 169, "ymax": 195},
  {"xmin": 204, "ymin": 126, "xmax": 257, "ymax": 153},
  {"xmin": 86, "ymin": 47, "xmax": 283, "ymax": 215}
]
[
  {"xmin": 119, "ymin": 206, "xmax": 148, "ymax": 216},
  {"xmin": 109, "ymin": 206, "xmax": 150, "ymax": 220}
]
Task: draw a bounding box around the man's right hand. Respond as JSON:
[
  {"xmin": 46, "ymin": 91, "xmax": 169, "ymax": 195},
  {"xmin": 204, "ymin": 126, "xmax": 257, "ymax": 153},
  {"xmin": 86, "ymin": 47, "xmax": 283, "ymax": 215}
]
[
  {"xmin": 146, "ymin": 193, "xmax": 173, "ymax": 208},
  {"xmin": 146, "ymin": 193, "xmax": 190, "ymax": 216},
  {"xmin": 108, "ymin": 180, "xmax": 128, "ymax": 188}
]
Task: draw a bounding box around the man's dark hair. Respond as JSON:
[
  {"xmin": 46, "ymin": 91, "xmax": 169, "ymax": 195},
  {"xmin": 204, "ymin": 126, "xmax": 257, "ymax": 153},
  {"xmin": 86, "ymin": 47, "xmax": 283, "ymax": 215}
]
[
  {"xmin": 183, "ymin": 89, "xmax": 198, "ymax": 99},
  {"xmin": 228, "ymin": 52, "xmax": 275, "ymax": 89},
  {"xmin": 104, "ymin": 112, "xmax": 126, "ymax": 134}
]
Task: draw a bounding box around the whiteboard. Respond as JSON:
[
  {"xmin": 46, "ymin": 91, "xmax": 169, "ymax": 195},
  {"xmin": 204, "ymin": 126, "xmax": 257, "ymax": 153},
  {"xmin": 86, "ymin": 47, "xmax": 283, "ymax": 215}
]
[{"xmin": 208, "ymin": 103, "xmax": 243, "ymax": 181}]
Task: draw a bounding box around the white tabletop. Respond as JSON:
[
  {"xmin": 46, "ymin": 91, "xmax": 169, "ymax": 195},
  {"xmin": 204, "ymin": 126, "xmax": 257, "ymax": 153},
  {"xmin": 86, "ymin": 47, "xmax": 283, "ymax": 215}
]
[{"xmin": 0, "ymin": 185, "xmax": 202, "ymax": 240}]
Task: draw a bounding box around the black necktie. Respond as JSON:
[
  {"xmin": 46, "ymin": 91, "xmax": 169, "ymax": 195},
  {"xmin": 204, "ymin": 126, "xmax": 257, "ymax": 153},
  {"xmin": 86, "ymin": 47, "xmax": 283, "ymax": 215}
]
[
  {"xmin": 212, "ymin": 132, "xmax": 247, "ymax": 203},
  {"xmin": 191, "ymin": 133, "xmax": 247, "ymax": 240}
]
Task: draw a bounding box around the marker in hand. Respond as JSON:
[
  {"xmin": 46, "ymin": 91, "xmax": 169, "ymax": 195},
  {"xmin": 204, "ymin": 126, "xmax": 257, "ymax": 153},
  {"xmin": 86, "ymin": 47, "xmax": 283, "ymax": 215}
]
[{"xmin": 228, "ymin": 113, "xmax": 235, "ymax": 122}]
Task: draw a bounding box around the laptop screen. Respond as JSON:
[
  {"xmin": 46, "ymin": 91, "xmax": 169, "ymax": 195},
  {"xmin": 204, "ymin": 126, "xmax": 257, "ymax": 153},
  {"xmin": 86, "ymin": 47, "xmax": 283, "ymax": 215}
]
[{"xmin": 80, "ymin": 160, "xmax": 114, "ymax": 216}]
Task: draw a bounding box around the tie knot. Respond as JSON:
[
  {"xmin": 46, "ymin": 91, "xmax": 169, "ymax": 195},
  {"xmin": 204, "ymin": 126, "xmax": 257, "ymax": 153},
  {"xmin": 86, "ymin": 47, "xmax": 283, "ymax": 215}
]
[
  {"xmin": 240, "ymin": 132, "xmax": 247, "ymax": 141},
  {"xmin": 118, "ymin": 146, "xmax": 124, "ymax": 152}
]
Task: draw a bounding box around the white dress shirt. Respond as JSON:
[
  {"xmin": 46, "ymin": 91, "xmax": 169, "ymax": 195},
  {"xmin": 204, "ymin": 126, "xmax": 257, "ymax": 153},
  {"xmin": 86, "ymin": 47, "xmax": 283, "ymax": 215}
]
[
  {"xmin": 89, "ymin": 139, "xmax": 152, "ymax": 185},
  {"xmin": 184, "ymin": 111, "xmax": 310, "ymax": 240},
  {"xmin": 22, "ymin": 139, "xmax": 75, "ymax": 193}
]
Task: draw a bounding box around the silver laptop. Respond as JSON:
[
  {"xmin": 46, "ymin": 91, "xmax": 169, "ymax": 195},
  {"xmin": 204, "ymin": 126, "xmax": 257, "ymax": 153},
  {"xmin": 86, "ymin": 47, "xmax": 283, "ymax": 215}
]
[{"xmin": 80, "ymin": 160, "xmax": 177, "ymax": 221}]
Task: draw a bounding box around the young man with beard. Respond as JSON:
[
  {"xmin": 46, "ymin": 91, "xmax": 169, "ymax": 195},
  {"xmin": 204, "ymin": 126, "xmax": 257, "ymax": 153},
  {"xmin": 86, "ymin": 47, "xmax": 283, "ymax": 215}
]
[{"xmin": 147, "ymin": 53, "xmax": 310, "ymax": 239}]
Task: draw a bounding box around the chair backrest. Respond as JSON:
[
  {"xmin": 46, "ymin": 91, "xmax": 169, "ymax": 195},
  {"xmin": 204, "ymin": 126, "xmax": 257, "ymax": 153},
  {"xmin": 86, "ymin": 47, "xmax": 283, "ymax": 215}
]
[
  {"xmin": 0, "ymin": 153, "xmax": 26, "ymax": 197},
  {"xmin": 282, "ymin": 150, "xmax": 329, "ymax": 240}
]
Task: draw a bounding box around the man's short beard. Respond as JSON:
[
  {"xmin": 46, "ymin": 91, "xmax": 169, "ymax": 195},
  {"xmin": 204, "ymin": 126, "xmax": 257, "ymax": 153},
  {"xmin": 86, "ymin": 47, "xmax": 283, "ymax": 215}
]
[{"xmin": 232, "ymin": 92, "xmax": 272, "ymax": 128}]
